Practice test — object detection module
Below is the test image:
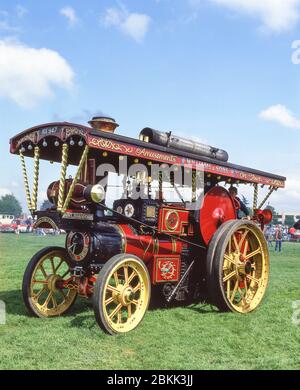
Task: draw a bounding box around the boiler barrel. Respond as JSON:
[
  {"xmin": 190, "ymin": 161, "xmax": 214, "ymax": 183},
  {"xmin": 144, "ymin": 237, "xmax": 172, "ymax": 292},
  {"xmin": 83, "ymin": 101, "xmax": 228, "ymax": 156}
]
[{"xmin": 140, "ymin": 127, "xmax": 229, "ymax": 162}]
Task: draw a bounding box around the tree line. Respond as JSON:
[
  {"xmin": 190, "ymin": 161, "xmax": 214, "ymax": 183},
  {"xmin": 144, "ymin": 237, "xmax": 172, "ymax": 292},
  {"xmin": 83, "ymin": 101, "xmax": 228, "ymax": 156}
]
[{"xmin": 0, "ymin": 194, "xmax": 22, "ymax": 216}]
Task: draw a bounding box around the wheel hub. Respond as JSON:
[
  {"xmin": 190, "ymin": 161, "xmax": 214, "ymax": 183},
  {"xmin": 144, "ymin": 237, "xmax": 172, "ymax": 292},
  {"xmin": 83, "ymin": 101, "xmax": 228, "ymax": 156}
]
[
  {"xmin": 113, "ymin": 285, "xmax": 135, "ymax": 306},
  {"xmin": 47, "ymin": 274, "xmax": 62, "ymax": 292}
]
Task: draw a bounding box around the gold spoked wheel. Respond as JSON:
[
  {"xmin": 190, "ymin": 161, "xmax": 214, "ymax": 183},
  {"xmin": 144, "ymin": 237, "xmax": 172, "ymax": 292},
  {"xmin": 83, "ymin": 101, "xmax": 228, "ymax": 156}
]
[
  {"xmin": 93, "ymin": 254, "xmax": 151, "ymax": 335},
  {"xmin": 22, "ymin": 247, "xmax": 77, "ymax": 317},
  {"xmin": 208, "ymin": 221, "xmax": 269, "ymax": 313}
]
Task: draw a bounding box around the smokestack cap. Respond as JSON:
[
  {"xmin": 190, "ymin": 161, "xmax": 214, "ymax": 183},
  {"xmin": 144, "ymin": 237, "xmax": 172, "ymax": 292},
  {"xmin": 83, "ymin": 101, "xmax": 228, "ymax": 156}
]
[{"xmin": 88, "ymin": 116, "xmax": 119, "ymax": 133}]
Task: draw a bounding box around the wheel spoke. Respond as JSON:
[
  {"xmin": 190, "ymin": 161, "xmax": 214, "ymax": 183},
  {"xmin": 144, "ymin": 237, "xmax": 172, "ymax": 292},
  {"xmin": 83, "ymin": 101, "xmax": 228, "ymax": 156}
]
[
  {"xmin": 105, "ymin": 296, "xmax": 114, "ymax": 305},
  {"xmin": 224, "ymin": 254, "xmax": 238, "ymax": 266},
  {"xmin": 59, "ymin": 289, "xmax": 67, "ymax": 299},
  {"xmin": 107, "ymin": 285, "xmax": 120, "ymax": 294},
  {"xmin": 133, "ymin": 283, "xmax": 141, "ymax": 293},
  {"xmin": 51, "ymin": 293, "xmax": 58, "ymax": 308},
  {"xmin": 108, "ymin": 303, "xmax": 122, "ymax": 320},
  {"xmin": 50, "ymin": 257, "xmax": 55, "ymax": 274},
  {"xmin": 113, "ymin": 272, "xmax": 119, "ymax": 286},
  {"xmin": 230, "ymin": 280, "xmax": 239, "ymax": 302},
  {"xmin": 245, "ymin": 247, "xmax": 261, "ymax": 260},
  {"xmin": 33, "ymin": 286, "xmax": 48, "ymax": 300},
  {"xmin": 131, "ymin": 299, "xmax": 140, "ymax": 306},
  {"xmin": 246, "ymin": 274, "xmax": 260, "ymax": 285},
  {"xmin": 42, "ymin": 291, "xmax": 53, "ymax": 308},
  {"xmin": 128, "ymin": 270, "xmax": 137, "ymax": 284},
  {"xmin": 238, "ymin": 287, "xmax": 247, "ymax": 304},
  {"xmin": 233, "ymin": 234, "xmax": 239, "ymax": 253},
  {"xmin": 243, "ymin": 239, "xmax": 249, "ymax": 256},
  {"xmin": 227, "ymin": 280, "xmax": 231, "ymax": 298},
  {"xmin": 117, "ymin": 311, "xmax": 122, "ymax": 324},
  {"xmin": 228, "ymin": 237, "xmax": 232, "ymax": 255},
  {"xmin": 55, "ymin": 259, "xmax": 64, "ymax": 273},
  {"xmin": 123, "ymin": 265, "xmax": 129, "ymax": 283},
  {"xmin": 32, "ymin": 279, "xmax": 48, "ymax": 284},
  {"xmin": 223, "ymin": 271, "xmax": 236, "ymax": 283},
  {"xmin": 61, "ymin": 269, "xmax": 70, "ymax": 279},
  {"xmin": 127, "ymin": 304, "xmax": 132, "ymax": 319},
  {"xmin": 39, "ymin": 264, "xmax": 48, "ymax": 278},
  {"xmin": 244, "ymin": 277, "xmax": 248, "ymax": 294},
  {"xmin": 239, "ymin": 229, "xmax": 249, "ymax": 250}
]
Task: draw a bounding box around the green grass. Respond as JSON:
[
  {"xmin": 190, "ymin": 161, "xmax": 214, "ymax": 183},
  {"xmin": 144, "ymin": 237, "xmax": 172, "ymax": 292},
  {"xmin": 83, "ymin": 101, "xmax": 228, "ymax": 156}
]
[{"xmin": 0, "ymin": 233, "xmax": 300, "ymax": 370}]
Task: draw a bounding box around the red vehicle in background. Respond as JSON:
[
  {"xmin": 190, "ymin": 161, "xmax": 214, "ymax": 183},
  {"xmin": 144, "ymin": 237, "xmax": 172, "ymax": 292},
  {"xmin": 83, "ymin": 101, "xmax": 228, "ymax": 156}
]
[
  {"xmin": 290, "ymin": 222, "xmax": 300, "ymax": 242},
  {"xmin": 0, "ymin": 214, "xmax": 15, "ymax": 232},
  {"xmin": 11, "ymin": 219, "xmax": 32, "ymax": 233},
  {"xmin": 0, "ymin": 214, "xmax": 32, "ymax": 233}
]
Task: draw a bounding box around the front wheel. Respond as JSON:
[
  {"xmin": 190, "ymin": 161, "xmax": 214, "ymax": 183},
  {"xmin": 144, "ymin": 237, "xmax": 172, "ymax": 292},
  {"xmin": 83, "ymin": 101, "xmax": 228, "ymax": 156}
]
[
  {"xmin": 22, "ymin": 246, "xmax": 77, "ymax": 317},
  {"xmin": 93, "ymin": 254, "xmax": 151, "ymax": 335}
]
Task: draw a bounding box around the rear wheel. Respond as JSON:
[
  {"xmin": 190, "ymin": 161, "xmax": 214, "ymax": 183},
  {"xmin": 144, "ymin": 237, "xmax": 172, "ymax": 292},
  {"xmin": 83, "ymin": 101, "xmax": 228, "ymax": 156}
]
[
  {"xmin": 207, "ymin": 221, "xmax": 269, "ymax": 313},
  {"xmin": 93, "ymin": 254, "xmax": 151, "ymax": 335},
  {"xmin": 22, "ymin": 247, "xmax": 77, "ymax": 317},
  {"xmin": 206, "ymin": 220, "xmax": 237, "ymax": 302}
]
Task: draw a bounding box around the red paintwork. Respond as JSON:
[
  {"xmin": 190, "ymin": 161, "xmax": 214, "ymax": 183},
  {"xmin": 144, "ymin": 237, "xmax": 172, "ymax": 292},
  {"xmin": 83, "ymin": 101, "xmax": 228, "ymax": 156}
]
[
  {"xmin": 117, "ymin": 224, "xmax": 183, "ymax": 261},
  {"xmin": 158, "ymin": 206, "xmax": 191, "ymax": 235},
  {"xmin": 152, "ymin": 255, "xmax": 181, "ymax": 284},
  {"xmin": 117, "ymin": 224, "xmax": 183, "ymax": 284},
  {"xmin": 199, "ymin": 186, "xmax": 236, "ymax": 245},
  {"xmin": 61, "ymin": 275, "xmax": 96, "ymax": 297},
  {"xmin": 254, "ymin": 209, "xmax": 273, "ymax": 226}
]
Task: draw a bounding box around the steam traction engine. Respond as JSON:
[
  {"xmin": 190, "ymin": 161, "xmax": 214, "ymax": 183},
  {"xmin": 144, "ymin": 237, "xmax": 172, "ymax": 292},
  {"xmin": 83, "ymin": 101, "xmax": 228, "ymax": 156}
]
[{"xmin": 9, "ymin": 117, "xmax": 286, "ymax": 334}]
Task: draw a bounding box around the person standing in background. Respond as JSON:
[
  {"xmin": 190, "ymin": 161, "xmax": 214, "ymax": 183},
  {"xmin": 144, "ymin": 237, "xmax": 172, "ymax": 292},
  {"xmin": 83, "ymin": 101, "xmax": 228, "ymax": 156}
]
[
  {"xmin": 265, "ymin": 229, "xmax": 273, "ymax": 247},
  {"xmin": 275, "ymin": 225, "xmax": 283, "ymax": 252}
]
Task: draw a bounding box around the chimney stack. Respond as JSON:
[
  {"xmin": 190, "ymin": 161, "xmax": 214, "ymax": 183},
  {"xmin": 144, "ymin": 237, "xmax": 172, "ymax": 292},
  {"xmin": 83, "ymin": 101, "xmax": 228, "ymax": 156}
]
[{"xmin": 88, "ymin": 116, "xmax": 119, "ymax": 133}]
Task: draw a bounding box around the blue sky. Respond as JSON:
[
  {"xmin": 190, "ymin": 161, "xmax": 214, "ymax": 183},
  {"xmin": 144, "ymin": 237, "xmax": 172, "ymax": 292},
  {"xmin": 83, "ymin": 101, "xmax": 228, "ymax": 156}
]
[{"xmin": 0, "ymin": 0, "xmax": 299, "ymax": 213}]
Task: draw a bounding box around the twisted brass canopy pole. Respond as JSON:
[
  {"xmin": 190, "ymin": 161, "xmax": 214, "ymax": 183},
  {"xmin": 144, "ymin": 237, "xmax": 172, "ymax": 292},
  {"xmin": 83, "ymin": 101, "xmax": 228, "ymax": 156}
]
[
  {"xmin": 19, "ymin": 150, "xmax": 32, "ymax": 212},
  {"xmin": 257, "ymin": 186, "xmax": 276, "ymax": 210},
  {"xmin": 62, "ymin": 144, "xmax": 89, "ymax": 213},
  {"xmin": 57, "ymin": 143, "xmax": 69, "ymax": 211},
  {"xmin": 31, "ymin": 146, "xmax": 40, "ymax": 211},
  {"xmin": 253, "ymin": 183, "xmax": 258, "ymax": 211}
]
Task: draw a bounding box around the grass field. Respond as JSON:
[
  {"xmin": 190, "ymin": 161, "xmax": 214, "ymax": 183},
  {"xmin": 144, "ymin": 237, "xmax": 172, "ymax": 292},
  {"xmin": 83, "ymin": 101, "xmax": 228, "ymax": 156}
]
[{"xmin": 0, "ymin": 233, "xmax": 300, "ymax": 370}]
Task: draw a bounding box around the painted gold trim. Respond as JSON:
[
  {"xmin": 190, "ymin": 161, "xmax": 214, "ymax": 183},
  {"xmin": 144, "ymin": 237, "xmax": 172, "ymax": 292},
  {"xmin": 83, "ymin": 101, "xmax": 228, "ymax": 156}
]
[
  {"xmin": 165, "ymin": 210, "xmax": 180, "ymax": 232},
  {"xmin": 116, "ymin": 225, "xmax": 127, "ymax": 253}
]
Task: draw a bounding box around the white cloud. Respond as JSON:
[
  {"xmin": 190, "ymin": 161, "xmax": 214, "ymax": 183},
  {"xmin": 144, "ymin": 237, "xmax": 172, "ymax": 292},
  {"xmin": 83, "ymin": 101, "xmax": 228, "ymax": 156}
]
[
  {"xmin": 103, "ymin": 7, "xmax": 151, "ymax": 42},
  {"xmin": 0, "ymin": 188, "xmax": 10, "ymax": 197},
  {"xmin": 0, "ymin": 39, "xmax": 75, "ymax": 108},
  {"xmin": 60, "ymin": 6, "xmax": 78, "ymax": 27},
  {"xmin": 208, "ymin": 0, "xmax": 300, "ymax": 32},
  {"xmin": 271, "ymin": 173, "xmax": 300, "ymax": 213},
  {"xmin": 259, "ymin": 104, "xmax": 300, "ymax": 129}
]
